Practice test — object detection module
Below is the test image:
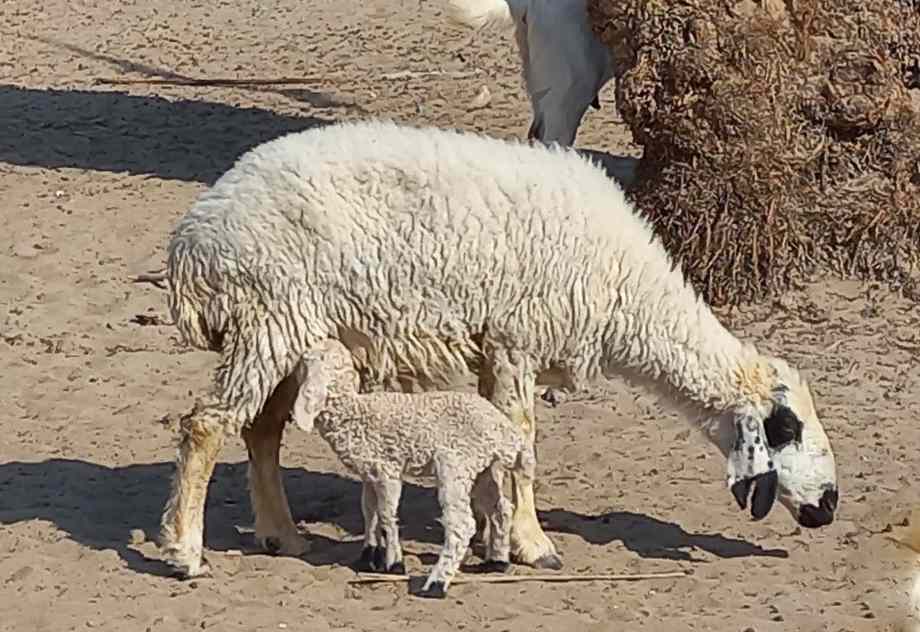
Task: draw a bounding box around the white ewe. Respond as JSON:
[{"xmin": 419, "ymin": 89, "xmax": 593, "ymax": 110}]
[
  {"xmin": 442, "ymin": 0, "xmax": 614, "ymax": 146},
  {"xmin": 291, "ymin": 339, "xmax": 529, "ymax": 598},
  {"xmin": 159, "ymin": 119, "xmax": 838, "ymax": 580}
]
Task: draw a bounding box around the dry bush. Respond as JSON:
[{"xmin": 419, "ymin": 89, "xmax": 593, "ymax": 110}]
[{"xmin": 588, "ymin": 0, "xmax": 920, "ymax": 305}]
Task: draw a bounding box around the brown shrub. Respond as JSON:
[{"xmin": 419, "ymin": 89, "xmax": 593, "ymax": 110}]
[{"xmin": 588, "ymin": 0, "xmax": 920, "ymax": 306}]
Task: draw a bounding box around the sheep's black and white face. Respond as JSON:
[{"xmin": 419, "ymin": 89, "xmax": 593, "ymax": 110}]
[{"xmin": 714, "ymin": 358, "xmax": 838, "ymax": 528}]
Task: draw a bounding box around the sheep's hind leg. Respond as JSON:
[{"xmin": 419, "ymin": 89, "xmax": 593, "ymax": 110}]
[
  {"xmin": 372, "ymin": 477, "xmax": 405, "ymax": 574},
  {"xmin": 159, "ymin": 400, "xmax": 227, "ymax": 579},
  {"xmin": 471, "ymin": 462, "xmax": 512, "ymax": 573},
  {"xmin": 419, "ymin": 459, "xmax": 477, "ymax": 599},
  {"xmin": 357, "ymin": 481, "xmax": 386, "ymax": 572},
  {"xmin": 242, "ymin": 373, "xmax": 308, "ymax": 556},
  {"xmin": 478, "ymin": 345, "xmax": 562, "ymax": 570}
]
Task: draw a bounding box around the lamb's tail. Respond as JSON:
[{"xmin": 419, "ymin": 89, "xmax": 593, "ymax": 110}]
[{"xmin": 443, "ymin": 0, "xmax": 523, "ymax": 30}]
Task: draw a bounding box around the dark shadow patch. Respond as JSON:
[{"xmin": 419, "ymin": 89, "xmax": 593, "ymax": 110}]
[{"xmin": 539, "ymin": 508, "xmax": 789, "ymax": 562}]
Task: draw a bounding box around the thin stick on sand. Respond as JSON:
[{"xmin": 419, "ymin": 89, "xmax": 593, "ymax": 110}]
[
  {"xmin": 349, "ymin": 570, "xmax": 691, "ymax": 585},
  {"xmin": 93, "ymin": 70, "xmax": 481, "ymax": 88},
  {"xmin": 132, "ymin": 270, "xmax": 168, "ymax": 289}
]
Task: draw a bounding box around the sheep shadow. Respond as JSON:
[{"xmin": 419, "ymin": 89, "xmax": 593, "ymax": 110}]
[
  {"xmin": 0, "ymin": 84, "xmax": 332, "ymax": 184},
  {"xmin": 0, "ymin": 458, "xmax": 786, "ymax": 579},
  {"xmin": 539, "ymin": 508, "xmax": 789, "ymax": 562},
  {"xmin": 0, "ymin": 458, "xmax": 440, "ymax": 578}
]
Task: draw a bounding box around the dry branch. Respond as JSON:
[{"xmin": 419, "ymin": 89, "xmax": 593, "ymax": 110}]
[{"xmin": 349, "ymin": 569, "xmax": 690, "ymax": 585}]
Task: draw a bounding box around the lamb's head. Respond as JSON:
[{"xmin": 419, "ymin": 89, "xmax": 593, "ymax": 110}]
[
  {"xmin": 289, "ymin": 339, "xmax": 360, "ymax": 432},
  {"xmin": 707, "ymin": 355, "xmax": 838, "ymax": 529}
]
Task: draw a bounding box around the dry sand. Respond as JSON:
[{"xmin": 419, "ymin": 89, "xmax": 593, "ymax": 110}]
[{"xmin": 1, "ymin": 1, "xmax": 919, "ymax": 630}]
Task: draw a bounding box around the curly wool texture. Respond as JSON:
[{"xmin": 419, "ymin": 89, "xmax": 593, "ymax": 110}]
[
  {"xmin": 167, "ymin": 119, "xmax": 764, "ymax": 435},
  {"xmin": 315, "ymin": 392, "xmax": 528, "ymax": 481}
]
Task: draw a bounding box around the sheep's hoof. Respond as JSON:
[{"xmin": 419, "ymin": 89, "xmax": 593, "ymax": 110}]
[
  {"xmin": 418, "ymin": 581, "xmax": 447, "ymax": 599},
  {"xmin": 384, "ymin": 561, "xmax": 406, "ymax": 575},
  {"xmin": 169, "ymin": 556, "xmax": 212, "ymax": 580},
  {"xmin": 540, "ymin": 388, "xmax": 566, "ymax": 407},
  {"xmin": 533, "ymin": 553, "xmax": 563, "ymax": 570},
  {"xmin": 476, "ymin": 560, "xmax": 511, "ymax": 574},
  {"xmin": 356, "ymin": 546, "xmax": 386, "ymax": 572},
  {"xmin": 263, "ymin": 537, "xmax": 282, "ymax": 555}
]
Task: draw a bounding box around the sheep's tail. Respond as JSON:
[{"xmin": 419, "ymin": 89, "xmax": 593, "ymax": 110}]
[
  {"xmin": 166, "ymin": 236, "xmax": 232, "ymax": 352},
  {"xmin": 443, "ymin": 0, "xmax": 523, "ymax": 30}
]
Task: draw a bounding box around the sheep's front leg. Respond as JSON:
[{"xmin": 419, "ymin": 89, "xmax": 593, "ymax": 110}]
[
  {"xmin": 471, "ymin": 462, "xmax": 513, "ymax": 573},
  {"xmin": 478, "ymin": 346, "xmax": 562, "ymax": 570},
  {"xmin": 159, "ymin": 401, "xmax": 227, "ymax": 579},
  {"xmin": 356, "ymin": 482, "xmax": 385, "ymax": 572},
  {"xmin": 419, "ymin": 459, "xmax": 478, "ymax": 599},
  {"xmin": 242, "ymin": 382, "xmax": 308, "ymax": 556},
  {"xmin": 371, "ymin": 477, "xmax": 405, "ymax": 574}
]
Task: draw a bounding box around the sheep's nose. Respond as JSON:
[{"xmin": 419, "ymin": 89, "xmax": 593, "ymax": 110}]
[{"xmin": 798, "ymin": 488, "xmax": 838, "ymax": 528}]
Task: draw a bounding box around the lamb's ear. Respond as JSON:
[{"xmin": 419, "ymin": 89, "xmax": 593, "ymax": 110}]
[
  {"xmin": 726, "ymin": 414, "xmax": 778, "ymax": 520},
  {"xmin": 289, "ymin": 357, "xmax": 329, "ymax": 433}
]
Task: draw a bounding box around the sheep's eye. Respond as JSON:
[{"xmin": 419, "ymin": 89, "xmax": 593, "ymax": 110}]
[{"xmin": 763, "ymin": 405, "xmax": 803, "ymax": 448}]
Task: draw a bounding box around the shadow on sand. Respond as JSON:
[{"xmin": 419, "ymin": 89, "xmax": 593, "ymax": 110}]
[{"xmin": 0, "ymin": 458, "xmax": 786, "ymax": 578}]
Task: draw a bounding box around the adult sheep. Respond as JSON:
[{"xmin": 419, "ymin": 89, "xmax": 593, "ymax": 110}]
[{"xmin": 159, "ymin": 119, "xmax": 839, "ymax": 579}]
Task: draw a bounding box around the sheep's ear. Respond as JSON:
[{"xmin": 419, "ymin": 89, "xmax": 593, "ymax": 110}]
[
  {"xmin": 726, "ymin": 413, "xmax": 779, "ymax": 521},
  {"xmin": 289, "ymin": 355, "xmax": 329, "ymax": 433},
  {"xmin": 291, "ymin": 378, "xmax": 328, "ymax": 433}
]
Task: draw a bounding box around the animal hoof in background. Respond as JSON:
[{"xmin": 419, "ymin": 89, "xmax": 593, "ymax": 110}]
[
  {"xmin": 258, "ymin": 534, "xmax": 309, "ymax": 556},
  {"xmin": 540, "ymin": 388, "xmax": 565, "ymax": 407},
  {"xmin": 263, "ymin": 537, "xmax": 282, "ymax": 555},
  {"xmin": 418, "ymin": 581, "xmax": 447, "ymax": 599},
  {"xmin": 533, "ymin": 553, "xmax": 563, "ymax": 570},
  {"xmin": 475, "ymin": 559, "xmax": 511, "ymax": 574},
  {"xmin": 384, "ymin": 561, "xmax": 406, "ymax": 575},
  {"xmin": 356, "ymin": 546, "xmax": 386, "ymax": 572}
]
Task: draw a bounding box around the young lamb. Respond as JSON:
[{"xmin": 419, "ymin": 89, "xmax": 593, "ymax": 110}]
[
  {"xmin": 160, "ymin": 119, "xmax": 839, "ymax": 580},
  {"xmin": 442, "ymin": 0, "xmax": 614, "ymax": 146},
  {"xmin": 290, "ymin": 339, "xmax": 530, "ymax": 599}
]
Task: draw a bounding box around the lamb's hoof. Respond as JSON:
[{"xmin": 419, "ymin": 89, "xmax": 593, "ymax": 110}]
[
  {"xmin": 533, "ymin": 553, "xmax": 563, "ymax": 570},
  {"xmin": 384, "ymin": 561, "xmax": 406, "ymax": 575},
  {"xmin": 476, "ymin": 559, "xmax": 511, "ymax": 574},
  {"xmin": 356, "ymin": 546, "xmax": 386, "ymax": 572},
  {"xmin": 263, "ymin": 537, "xmax": 282, "ymax": 555},
  {"xmin": 418, "ymin": 581, "xmax": 447, "ymax": 599},
  {"xmin": 540, "ymin": 388, "xmax": 565, "ymax": 407}
]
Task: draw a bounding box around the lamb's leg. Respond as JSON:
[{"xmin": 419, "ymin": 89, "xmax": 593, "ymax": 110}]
[
  {"xmin": 478, "ymin": 345, "xmax": 562, "ymax": 570},
  {"xmin": 242, "ymin": 373, "xmax": 308, "ymax": 556},
  {"xmin": 371, "ymin": 477, "xmax": 405, "ymax": 574},
  {"xmin": 471, "ymin": 462, "xmax": 512, "ymax": 573},
  {"xmin": 419, "ymin": 460, "xmax": 477, "ymax": 599},
  {"xmin": 159, "ymin": 400, "xmax": 227, "ymax": 579},
  {"xmin": 357, "ymin": 481, "xmax": 386, "ymax": 572}
]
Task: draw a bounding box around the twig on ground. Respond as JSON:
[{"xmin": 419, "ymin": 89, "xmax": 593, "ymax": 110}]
[
  {"xmin": 132, "ymin": 270, "xmax": 168, "ymax": 289},
  {"xmin": 348, "ymin": 570, "xmax": 691, "ymax": 585},
  {"xmin": 94, "ymin": 69, "xmax": 482, "ymax": 88}
]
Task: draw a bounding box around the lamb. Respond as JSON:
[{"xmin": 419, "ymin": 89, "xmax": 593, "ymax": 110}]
[
  {"xmin": 159, "ymin": 118, "xmax": 839, "ymax": 580},
  {"xmin": 442, "ymin": 0, "xmax": 614, "ymax": 146},
  {"xmin": 290, "ymin": 339, "xmax": 530, "ymax": 598}
]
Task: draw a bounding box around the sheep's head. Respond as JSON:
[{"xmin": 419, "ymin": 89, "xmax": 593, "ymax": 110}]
[
  {"xmin": 709, "ymin": 356, "xmax": 838, "ymax": 528},
  {"xmin": 290, "ymin": 339, "xmax": 359, "ymax": 432}
]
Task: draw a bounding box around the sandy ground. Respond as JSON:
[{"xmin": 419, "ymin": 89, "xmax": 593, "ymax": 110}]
[{"xmin": 1, "ymin": 1, "xmax": 919, "ymax": 630}]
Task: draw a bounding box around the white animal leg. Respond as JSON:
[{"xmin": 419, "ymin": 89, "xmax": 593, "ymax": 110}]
[
  {"xmin": 372, "ymin": 477, "xmax": 405, "ymax": 574},
  {"xmin": 471, "ymin": 461, "xmax": 513, "ymax": 571},
  {"xmin": 357, "ymin": 481, "xmax": 385, "ymax": 571},
  {"xmin": 242, "ymin": 374, "xmax": 308, "ymax": 557},
  {"xmin": 159, "ymin": 399, "xmax": 227, "ymax": 579},
  {"xmin": 419, "ymin": 459, "xmax": 477, "ymax": 599},
  {"xmin": 478, "ymin": 344, "xmax": 561, "ymax": 569}
]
